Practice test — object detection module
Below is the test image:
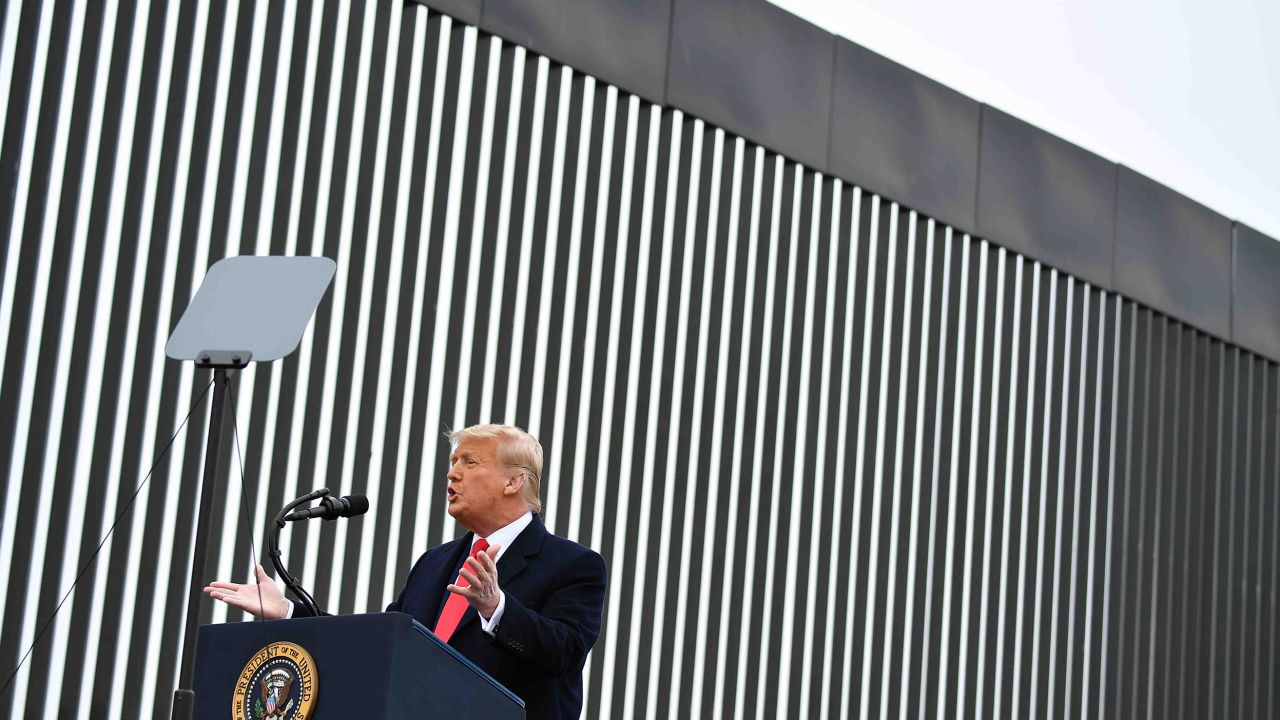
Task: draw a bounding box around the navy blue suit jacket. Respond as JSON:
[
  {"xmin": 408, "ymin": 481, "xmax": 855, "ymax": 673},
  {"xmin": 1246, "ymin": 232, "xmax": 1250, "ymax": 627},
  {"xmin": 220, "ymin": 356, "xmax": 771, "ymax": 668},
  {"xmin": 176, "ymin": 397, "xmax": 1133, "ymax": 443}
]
[{"xmin": 386, "ymin": 517, "xmax": 607, "ymax": 720}]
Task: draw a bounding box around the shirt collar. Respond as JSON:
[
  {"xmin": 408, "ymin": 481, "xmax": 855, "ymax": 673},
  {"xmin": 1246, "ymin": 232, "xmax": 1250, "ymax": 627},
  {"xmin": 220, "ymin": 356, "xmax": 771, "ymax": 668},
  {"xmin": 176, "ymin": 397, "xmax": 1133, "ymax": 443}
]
[{"xmin": 476, "ymin": 511, "xmax": 533, "ymax": 562}]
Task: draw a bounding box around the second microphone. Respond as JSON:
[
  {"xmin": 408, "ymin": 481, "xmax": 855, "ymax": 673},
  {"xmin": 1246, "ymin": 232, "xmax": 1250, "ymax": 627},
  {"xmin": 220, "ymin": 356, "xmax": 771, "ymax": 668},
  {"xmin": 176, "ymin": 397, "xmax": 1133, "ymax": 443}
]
[{"xmin": 283, "ymin": 494, "xmax": 369, "ymax": 522}]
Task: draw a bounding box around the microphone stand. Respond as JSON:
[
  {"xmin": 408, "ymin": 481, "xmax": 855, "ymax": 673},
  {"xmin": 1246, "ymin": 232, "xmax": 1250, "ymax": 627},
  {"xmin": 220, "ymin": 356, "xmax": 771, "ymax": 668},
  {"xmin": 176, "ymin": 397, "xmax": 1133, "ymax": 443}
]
[{"xmin": 268, "ymin": 489, "xmax": 328, "ymax": 617}]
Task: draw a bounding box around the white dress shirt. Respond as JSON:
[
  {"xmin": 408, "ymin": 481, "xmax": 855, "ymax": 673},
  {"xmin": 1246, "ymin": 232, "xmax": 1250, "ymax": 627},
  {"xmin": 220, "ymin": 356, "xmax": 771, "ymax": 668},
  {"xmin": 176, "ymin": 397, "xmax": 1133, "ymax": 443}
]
[{"xmin": 475, "ymin": 510, "xmax": 534, "ymax": 634}]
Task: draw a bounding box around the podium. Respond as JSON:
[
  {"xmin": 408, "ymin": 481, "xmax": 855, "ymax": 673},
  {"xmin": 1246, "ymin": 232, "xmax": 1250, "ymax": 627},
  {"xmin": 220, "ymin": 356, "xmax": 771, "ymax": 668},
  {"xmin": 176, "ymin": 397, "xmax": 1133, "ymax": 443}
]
[{"xmin": 192, "ymin": 612, "xmax": 525, "ymax": 719}]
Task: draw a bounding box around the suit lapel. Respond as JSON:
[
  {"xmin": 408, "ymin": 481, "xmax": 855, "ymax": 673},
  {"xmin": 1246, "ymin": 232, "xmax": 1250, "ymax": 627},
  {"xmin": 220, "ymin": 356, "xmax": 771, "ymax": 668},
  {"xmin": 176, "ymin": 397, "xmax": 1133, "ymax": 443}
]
[{"xmin": 452, "ymin": 517, "xmax": 548, "ymax": 636}]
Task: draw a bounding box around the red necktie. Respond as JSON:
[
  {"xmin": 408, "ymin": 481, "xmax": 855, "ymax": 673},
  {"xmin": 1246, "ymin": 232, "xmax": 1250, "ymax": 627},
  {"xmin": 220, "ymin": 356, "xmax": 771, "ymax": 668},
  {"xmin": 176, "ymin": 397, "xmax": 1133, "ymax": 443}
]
[{"xmin": 433, "ymin": 538, "xmax": 489, "ymax": 642}]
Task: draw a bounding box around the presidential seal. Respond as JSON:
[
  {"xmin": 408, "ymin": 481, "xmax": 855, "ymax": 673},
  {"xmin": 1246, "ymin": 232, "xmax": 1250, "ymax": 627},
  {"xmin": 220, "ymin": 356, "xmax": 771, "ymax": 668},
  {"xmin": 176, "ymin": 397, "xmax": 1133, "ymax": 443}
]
[{"xmin": 232, "ymin": 641, "xmax": 318, "ymax": 720}]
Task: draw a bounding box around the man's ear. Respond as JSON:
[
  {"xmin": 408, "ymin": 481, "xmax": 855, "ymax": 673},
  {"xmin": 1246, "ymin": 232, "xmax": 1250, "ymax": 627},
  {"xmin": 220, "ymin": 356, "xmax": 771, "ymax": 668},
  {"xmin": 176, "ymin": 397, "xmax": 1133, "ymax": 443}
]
[{"xmin": 504, "ymin": 473, "xmax": 526, "ymax": 497}]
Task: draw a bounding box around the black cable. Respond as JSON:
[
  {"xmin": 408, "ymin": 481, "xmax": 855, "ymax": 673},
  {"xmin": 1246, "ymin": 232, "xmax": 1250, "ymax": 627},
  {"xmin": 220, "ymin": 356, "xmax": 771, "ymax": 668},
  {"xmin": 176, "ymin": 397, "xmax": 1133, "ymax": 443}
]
[
  {"xmin": 0, "ymin": 378, "xmax": 216, "ymax": 700},
  {"xmin": 227, "ymin": 375, "xmax": 267, "ymax": 622}
]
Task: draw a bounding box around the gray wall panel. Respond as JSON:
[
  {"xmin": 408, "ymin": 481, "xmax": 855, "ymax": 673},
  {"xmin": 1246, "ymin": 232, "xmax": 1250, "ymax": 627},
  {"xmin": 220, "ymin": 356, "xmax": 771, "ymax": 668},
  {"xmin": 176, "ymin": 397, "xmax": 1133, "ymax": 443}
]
[
  {"xmin": 1115, "ymin": 166, "xmax": 1233, "ymax": 339},
  {"xmin": 828, "ymin": 40, "xmax": 980, "ymax": 232},
  {"xmin": 406, "ymin": 0, "xmax": 481, "ymax": 28},
  {"xmin": 666, "ymin": 0, "xmax": 833, "ymax": 170},
  {"xmin": 977, "ymin": 106, "xmax": 1115, "ymax": 289},
  {"xmin": 1232, "ymin": 223, "xmax": 1280, "ymax": 359},
  {"xmin": 481, "ymin": 0, "xmax": 670, "ymax": 104}
]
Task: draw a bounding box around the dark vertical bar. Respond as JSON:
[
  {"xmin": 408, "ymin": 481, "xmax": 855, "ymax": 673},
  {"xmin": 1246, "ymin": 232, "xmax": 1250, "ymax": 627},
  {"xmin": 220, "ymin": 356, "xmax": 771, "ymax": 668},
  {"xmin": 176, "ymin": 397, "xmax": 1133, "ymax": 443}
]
[
  {"xmin": 1050, "ymin": 277, "xmax": 1085, "ymax": 717},
  {"xmin": 712, "ymin": 141, "xmax": 763, "ymax": 719},
  {"xmin": 0, "ymin": 0, "xmax": 47, "ymax": 286},
  {"xmin": 1195, "ymin": 339, "xmax": 1224, "ymax": 719},
  {"xmin": 866, "ymin": 203, "xmax": 911, "ymax": 720},
  {"xmin": 513, "ymin": 59, "xmax": 564, "ymax": 429},
  {"xmin": 87, "ymin": 0, "xmax": 194, "ymax": 708},
  {"xmin": 1102, "ymin": 302, "xmax": 1135, "ymax": 718},
  {"xmin": 229, "ymin": 0, "xmax": 289, "ymax": 621},
  {"xmin": 737, "ymin": 152, "xmax": 778, "ymax": 720},
  {"xmin": 488, "ymin": 45, "xmax": 539, "ymax": 417},
  {"xmin": 923, "ymin": 226, "xmax": 964, "ymax": 717},
  {"xmin": 483, "ymin": 44, "xmax": 535, "ymax": 417},
  {"xmin": 410, "ymin": 19, "xmax": 468, "ymax": 553},
  {"xmin": 1162, "ymin": 325, "xmax": 1187, "ymax": 717},
  {"xmin": 1246, "ymin": 357, "xmax": 1268, "ymax": 718},
  {"xmin": 642, "ymin": 112, "xmax": 697, "ymax": 713},
  {"xmin": 1083, "ymin": 290, "xmax": 1118, "ymax": 717},
  {"xmin": 1231, "ymin": 350, "xmax": 1250, "ymax": 718},
  {"xmin": 256, "ymin": 0, "xmax": 324, "ymax": 596},
  {"xmin": 20, "ymin": 0, "xmax": 111, "ymax": 703},
  {"xmin": 328, "ymin": 2, "xmax": 400, "ymax": 615},
  {"xmin": 847, "ymin": 193, "xmax": 884, "ymax": 717},
  {"xmin": 680, "ymin": 127, "xmax": 736, "ymax": 715},
  {"xmin": 435, "ymin": 28, "xmax": 496, "ymax": 439},
  {"xmin": 904, "ymin": 219, "xmax": 947, "ymax": 720},
  {"xmin": 362, "ymin": 3, "xmax": 425, "ymax": 615},
  {"xmin": 463, "ymin": 37, "xmax": 516, "ymax": 425},
  {"xmin": 0, "ymin": 0, "xmax": 79, "ymax": 681},
  {"xmin": 575, "ymin": 88, "xmax": 628, "ymax": 714},
  {"xmin": 757, "ymin": 158, "xmax": 803, "ymax": 720},
  {"xmin": 885, "ymin": 207, "xmax": 927, "ymax": 720},
  {"xmin": 1016, "ymin": 263, "xmax": 1052, "ymax": 716},
  {"xmin": 148, "ymin": 0, "xmax": 241, "ymax": 707},
  {"xmin": 995, "ymin": 255, "xmax": 1032, "ymax": 719},
  {"xmin": 988, "ymin": 251, "xmax": 1016, "ymax": 714},
  {"xmin": 390, "ymin": 13, "xmax": 450, "ymax": 575},
  {"xmin": 1267, "ymin": 361, "xmax": 1279, "ymax": 720},
  {"xmin": 379, "ymin": 4, "xmax": 443, "ymax": 595},
  {"xmin": 761, "ymin": 159, "xmax": 802, "ymax": 716},
  {"xmin": 616, "ymin": 109, "xmax": 675, "ymax": 720},
  {"xmin": 545, "ymin": 73, "xmax": 608, "ymax": 532},
  {"xmin": 1113, "ymin": 306, "xmax": 1146, "ymax": 717},
  {"xmin": 803, "ymin": 177, "xmax": 842, "ymax": 719},
  {"xmin": 526, "ymin": 69, "xmax": 586, "ymax": 537},
  {"xmin": 193, "ymin": 0, "xmax": 260, "ymax": 631},
  {"xmin": 1064, "ymin": 284, "xmax": 1100, "ymax": 717},
  {"xmin": 945, "ymin": 235, "xmax": 981, "ymax": 713},
  {"xmin": 1147, "ymin": 318, "xmax": 1173, "ymax": 718},
  {"xmin": 962, "ymin": 240, "xmax": 999, "ymax": 718},
  {"xmin": 284, "ymin": 0, "xmax": 343, "ymax": 587},
  {"xmin": 821, "ymin": 184, "xmax": 860, "ymax": 717},
  {"xmin": 1207, "ymin": 345, "xmax": 1235, "ymax": 717},
  {"xmin": 1172, "ymin": 330, "xmax": 1203, "ymax": 717},
  {"xmin": 59, "ymin": 0, "xmax": 149, "ymax": 706},
  {"xmin": 309, "ymin": 0, "xmax": 374, "ymax": 593},
  {"xmin": 592, "ymin": 99, "xmax": 652, "ymax": 720}
]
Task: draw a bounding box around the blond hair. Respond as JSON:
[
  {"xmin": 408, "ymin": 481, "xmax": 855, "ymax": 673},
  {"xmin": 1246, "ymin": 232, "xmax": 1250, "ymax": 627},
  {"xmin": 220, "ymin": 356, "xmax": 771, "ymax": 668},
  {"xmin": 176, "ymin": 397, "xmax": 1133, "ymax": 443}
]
[{"xmin": 446, "ymin": 424, "xmax": 543, "ymax": 514}]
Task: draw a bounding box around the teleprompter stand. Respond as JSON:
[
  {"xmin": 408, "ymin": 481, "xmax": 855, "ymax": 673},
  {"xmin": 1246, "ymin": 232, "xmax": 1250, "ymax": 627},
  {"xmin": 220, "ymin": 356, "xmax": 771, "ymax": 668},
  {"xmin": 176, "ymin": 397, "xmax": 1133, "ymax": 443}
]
[{"xmin": 164, "ymin": 256, "xmax": 335, "ymax": 720}]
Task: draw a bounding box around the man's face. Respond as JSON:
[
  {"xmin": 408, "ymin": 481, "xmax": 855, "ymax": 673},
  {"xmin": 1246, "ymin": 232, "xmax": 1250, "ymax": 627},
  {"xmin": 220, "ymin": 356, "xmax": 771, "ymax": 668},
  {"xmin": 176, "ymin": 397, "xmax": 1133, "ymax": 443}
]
[{"xmin": 446, "ymin": 436, "xmax": 513, "ymax": 534}]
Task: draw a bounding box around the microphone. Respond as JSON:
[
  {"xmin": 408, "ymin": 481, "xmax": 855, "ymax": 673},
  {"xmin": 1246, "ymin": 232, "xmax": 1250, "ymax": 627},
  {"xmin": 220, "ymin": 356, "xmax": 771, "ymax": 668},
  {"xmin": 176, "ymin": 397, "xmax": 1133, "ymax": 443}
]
[{"xmin": 283, "ymin": 494, "xmax": 369, "ymax": 522}]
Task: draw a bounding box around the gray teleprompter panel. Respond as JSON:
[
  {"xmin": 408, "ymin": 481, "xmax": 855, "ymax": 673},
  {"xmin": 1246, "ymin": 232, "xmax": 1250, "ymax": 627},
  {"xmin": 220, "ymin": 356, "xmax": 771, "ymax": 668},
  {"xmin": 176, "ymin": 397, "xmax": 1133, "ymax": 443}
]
[
  {"xmin": 166, "ymin": 256, "xmax": 336, "ymax": 363},
  {"xmin": 1232, "ymin": 223, "xmax": 1280, "ymax": 359},
  {"xmin": 1114, "ymin": 167, "xmax": 1232, "ymax": 338}
]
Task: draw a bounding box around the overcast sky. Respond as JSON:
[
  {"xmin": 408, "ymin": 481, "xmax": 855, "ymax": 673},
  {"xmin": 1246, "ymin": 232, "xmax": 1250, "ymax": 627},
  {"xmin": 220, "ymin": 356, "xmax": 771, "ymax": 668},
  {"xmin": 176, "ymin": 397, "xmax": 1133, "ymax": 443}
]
[{"xmin": 772, "ymin": 0, "xmax": 1280, "ymax": 242}]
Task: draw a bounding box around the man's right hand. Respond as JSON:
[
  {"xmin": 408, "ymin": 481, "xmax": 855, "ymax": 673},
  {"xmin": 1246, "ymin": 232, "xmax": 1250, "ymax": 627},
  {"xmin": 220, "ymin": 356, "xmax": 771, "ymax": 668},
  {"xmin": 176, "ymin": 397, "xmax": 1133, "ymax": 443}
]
[{"xmin": 204, "ymin": 564, "xmax": 291, "ymax": 620}]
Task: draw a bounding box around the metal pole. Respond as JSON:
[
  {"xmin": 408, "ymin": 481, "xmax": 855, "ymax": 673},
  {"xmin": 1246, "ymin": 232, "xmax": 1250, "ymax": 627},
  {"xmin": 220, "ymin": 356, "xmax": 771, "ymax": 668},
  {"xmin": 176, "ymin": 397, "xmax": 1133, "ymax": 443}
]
[{"xmin": 171, "ymin": 368, "xmax": 231, "ymax": 720}]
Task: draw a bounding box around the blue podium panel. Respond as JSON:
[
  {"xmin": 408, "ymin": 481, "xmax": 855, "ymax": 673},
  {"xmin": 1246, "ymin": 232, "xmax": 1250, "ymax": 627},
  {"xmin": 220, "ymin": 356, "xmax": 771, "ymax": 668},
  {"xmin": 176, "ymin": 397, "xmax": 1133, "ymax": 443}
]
[{"xmin": 193, "ymin": 612, "xmax": 524, "ymax": 719}]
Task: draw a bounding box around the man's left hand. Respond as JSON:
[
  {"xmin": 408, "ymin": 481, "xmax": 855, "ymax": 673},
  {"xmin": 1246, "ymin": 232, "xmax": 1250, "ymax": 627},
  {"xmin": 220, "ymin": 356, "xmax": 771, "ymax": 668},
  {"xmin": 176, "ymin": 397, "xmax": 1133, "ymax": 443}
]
[{"xmin": 449, "ymin": 544, "xmax": 503, "ymax": 619}]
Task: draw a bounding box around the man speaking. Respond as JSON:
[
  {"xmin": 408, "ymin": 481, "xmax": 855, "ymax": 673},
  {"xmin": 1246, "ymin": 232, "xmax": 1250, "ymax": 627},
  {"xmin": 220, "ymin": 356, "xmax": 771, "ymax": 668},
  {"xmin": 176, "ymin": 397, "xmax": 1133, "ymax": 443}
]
[{"xmin": 205, "ymin": 424, "xmax": 608, "ymax": 720}]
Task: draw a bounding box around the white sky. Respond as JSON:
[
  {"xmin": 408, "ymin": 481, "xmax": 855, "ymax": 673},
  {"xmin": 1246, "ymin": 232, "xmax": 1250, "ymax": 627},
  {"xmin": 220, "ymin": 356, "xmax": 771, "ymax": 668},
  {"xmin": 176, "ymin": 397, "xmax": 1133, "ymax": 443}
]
[{"xmin": 771, "ymin": 0, "xmax": 1280, "ymax": 242}]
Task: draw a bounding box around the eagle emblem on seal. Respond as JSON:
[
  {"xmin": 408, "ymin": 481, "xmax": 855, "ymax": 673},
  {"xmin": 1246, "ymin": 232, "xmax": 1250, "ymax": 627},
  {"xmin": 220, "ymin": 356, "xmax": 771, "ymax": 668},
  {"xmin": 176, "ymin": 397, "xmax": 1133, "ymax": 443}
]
[{"xmin": 257, "ymin": 668, "xmax": 295, "ymax": 717}]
